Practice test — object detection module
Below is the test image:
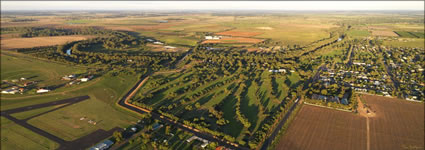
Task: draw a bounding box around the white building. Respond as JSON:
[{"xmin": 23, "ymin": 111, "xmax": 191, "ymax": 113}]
[
  {"xmin": 153, "ymin": 41, "xmax": 164, "ymax": 45},
  {"xmin": 205, "ymin": 36, "xmax": 221, "ymax": 40},
  {"xmin": 1, "ymin": 89, "xmax": 19, "ymax": 94},
  {"xmin": 36, "ymin": 89, "xmax": 50, "ymax": 94},
  {"xmin": 164, "ymin": 46, "xmax": 176, "ymax": 49},
  {"xmin": 90, "ymin": 140, "xmax": 114, "ymax": 150}
]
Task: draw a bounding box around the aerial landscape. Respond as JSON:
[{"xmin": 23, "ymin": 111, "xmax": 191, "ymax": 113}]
[{"xmin": 0, "ymin": 1, "xmax": 424, "ymax": 150}]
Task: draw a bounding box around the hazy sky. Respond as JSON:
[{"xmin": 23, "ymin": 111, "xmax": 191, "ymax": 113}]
[{"xmin": 1, "ymin": 1, "xmax": 424, "ymax": 11}]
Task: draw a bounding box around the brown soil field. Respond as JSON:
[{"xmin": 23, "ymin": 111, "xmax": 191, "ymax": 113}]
[
  {"xmin": 371, "ymin": 30, "xmax": 398, "ymax": 37},
  {"xmin": 362, "ymin": 95, "xmax": 424, "ymax": 150},
  {"xmin": 201, "ymin": 37, "xmax": 263, "ymax": 44},
  {"xmin": 279, "ymin": 23, "xmax": 338, "ymax": 29},
  {"xmin": 1, "ymin": 35, "xmax": 94, "ymax": 50},
  {"xmin": 0, "ymin": 33, "xmax": 21, "ymax": 39},
  {"xmin": 277, "ymin": 104, "xmax": 367, "ymax": 150},
  {"xmin": 216, "ymin": 30, "xmax": 263, "ymax": 37}
]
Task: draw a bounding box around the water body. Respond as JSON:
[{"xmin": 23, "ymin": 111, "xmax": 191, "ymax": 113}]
[{"xmin": 66, "ymin": 49, "xmax": 71, "ymax": 55}]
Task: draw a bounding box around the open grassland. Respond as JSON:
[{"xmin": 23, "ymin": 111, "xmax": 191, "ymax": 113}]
[
  {"xmin": 1, "ymin": 53, "xmax": 85, "ymax": 88},
  {"xmin": 371, "ymin": 30, "xmax": 398, "ymax": 37},
  {"xmin": 1, "ymin": 117, "xmax": 59, "ymax": 150},
  {"xmin": 0, "ymin": 35, "xmax": 94, "ymax": 50},
  {"xmin": 276, "ymin": 105, "xmax": 367, "ymax": 150},
  {"xmin": 362, "ymin": 95, "xmax": 424, "ymax": 150},
  {"xmin": 202, "ymin": 37, "xmax": 263, "ymax": 44}
]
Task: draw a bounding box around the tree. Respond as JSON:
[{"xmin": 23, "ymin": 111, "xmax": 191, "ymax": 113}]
[
  {"xmin": 113, "ymin": 131, "xmax": 123, "ymax": 143},
  {"xmin": 321, "ymin": 89, "xmax": 328, "ymax": 95}
]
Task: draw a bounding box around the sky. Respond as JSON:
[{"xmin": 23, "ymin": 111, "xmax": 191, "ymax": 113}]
[{"xmin": 1, "ymin": 1, "xmax": 424, "ymax": 11}]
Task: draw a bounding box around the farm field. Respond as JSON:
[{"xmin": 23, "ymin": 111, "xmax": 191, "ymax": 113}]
[
  {"xmin": 0, "ymin": 35, "xmax": 94, "ymax": 50},
  {"xmin": 371, "ymin": 30, "xmax": 398, "ymax": 37},
  {"xmin": 362, "ymin": 95, "xmax": 424, "ymax": 150},
  {"xmin": 202, "ymin": 37, "xmax": 263, "ymax": 44},
  {"xmin": 276, "ymin": 104, "xmax": 367, "ymax": 150},
  {"xmin": 277, "ymin": 95, "xmax": 425, "ymax": 150},
  {"xmin": 383, "ymin": 38, "xmax": 425, "ymax": 48}
]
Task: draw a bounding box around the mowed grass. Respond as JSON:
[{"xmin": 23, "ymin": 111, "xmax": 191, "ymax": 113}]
[
  {"xmin": 1, "ymin": 117, "xmax": 59, "ymax": 150},
  {"xmin": 134, "ymin": 70, "xmax": 291, "ymax": 139},
  {"xmin": 287, "ymin": 72, "xmax": 301, "ymax": 88},
  {"xmin": 11, "ymin": 104, "xmax": 66, "ymax": 120},
  {"xmin": 1, "ymin": 53, "xmax": 85, "ymax": 89},
  {"xmin": 2, "ymin": 52, "xmax": 140, "ymax": 143},
  {"xmin": 26, "ymin": 74, "xmax": 140, "ymax": 141}
]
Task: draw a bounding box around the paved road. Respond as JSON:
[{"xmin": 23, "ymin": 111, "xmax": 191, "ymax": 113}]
[
  {"xmin": 117, "ymin": 75, "xmax": 249, "ymax": 150},
  {"xmin": 1, "ymin": 95, "xmax": 119, "ymax": 150}
]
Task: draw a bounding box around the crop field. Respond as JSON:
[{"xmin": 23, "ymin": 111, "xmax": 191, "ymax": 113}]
[
  {"xmin": 347, "ymin": 30, "xmax": 370, "ymax": 37},
  {"xmin": 132, "ymin": 69, "xmax": 294, "ymax": 140},
  {"xmin": 371, "ymin": 30, "xmax": 398, "ymax": 37},
  {"xmin": 1, "ymin": 117, "xmax": 59, "ymax": 150},
  {"xmin": 276, "ymin": 105, "xmax": 367, "ymax": 150},
  {"xmin": 216, "ymin": 30, "xmax": 263, "ymax": 37},
  {"xmin": 277, "ymin": 95, "xmax": 424, "ymax": 150},
  {"xmin": 202, "ymin": 37, "xmax": 263, "ymax": 44},
  {"xmin": 0, "ymin": 35, "xmax": 94, "ymax": 50},
  {"xmin": 362, "ymin": 95, "xmax": 424, "ymax": 150},
  {"xmin": 383, "ymin": 38, "xmax": 425, "ymax": 48},
  {"xmin": 394, "ymin": 31, "xmax": 425, "ymax": 38}
]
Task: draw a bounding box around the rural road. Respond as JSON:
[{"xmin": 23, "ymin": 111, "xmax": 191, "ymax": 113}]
[{"xmin": 117, "ymin": 74, "xmax": 249, "ymax": 150}]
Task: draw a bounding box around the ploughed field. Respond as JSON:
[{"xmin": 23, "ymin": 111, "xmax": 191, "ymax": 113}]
[
  {"xmin": 277, "ymin": 95, "xmax": 424, "ymax": 150},
  {"xmin": 0, "ymin": 35, "xmax": 94, "ymax": 50},
  {"xmin": 363, "ymin": 95, "xmax": 424, "ymax": 150},
  {"xmin": 276, "ymin": 105, "xmax": 367, "ymax": 150}
]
